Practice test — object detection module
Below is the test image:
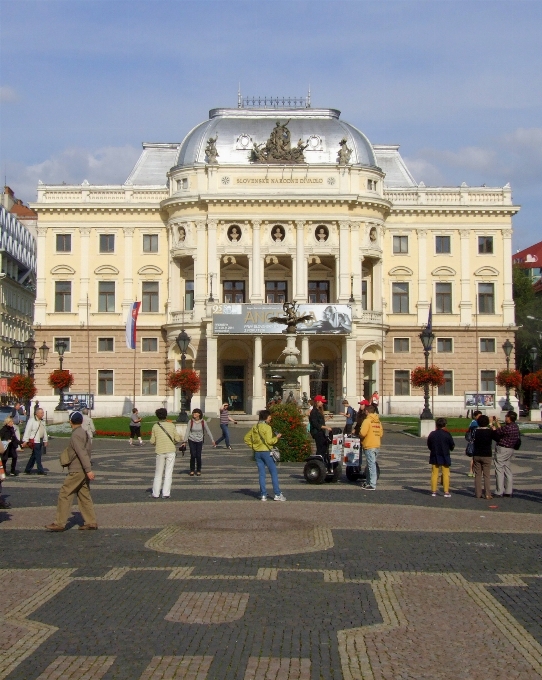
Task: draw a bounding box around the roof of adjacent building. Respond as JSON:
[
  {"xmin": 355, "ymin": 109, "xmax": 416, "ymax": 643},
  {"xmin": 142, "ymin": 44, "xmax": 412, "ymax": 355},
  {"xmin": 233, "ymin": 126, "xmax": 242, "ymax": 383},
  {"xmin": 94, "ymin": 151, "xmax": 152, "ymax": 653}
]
[{"xmin": 513, "ymin": 240, "xmax": 542, "ymax": 268}]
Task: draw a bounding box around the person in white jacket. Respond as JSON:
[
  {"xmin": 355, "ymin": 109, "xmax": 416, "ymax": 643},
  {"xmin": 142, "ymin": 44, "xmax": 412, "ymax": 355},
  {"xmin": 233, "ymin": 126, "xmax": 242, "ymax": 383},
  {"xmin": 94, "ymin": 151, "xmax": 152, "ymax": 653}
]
[
  {"xmin": 81, "ymin": 408, "xmax": 96, "ymax": 440},
  {"xmin": 23, "ymin": 408, "xmax": 49, "ymax": 475}
]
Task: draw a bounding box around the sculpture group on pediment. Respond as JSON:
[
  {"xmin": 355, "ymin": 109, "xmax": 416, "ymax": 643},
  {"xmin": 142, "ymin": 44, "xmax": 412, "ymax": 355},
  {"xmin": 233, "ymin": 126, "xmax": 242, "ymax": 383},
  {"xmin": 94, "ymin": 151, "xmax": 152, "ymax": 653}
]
[
  {"xmin": 250, "ymin": 121, "xmax": 309, "ymax": 164},
  {"xmin": 337, "ymin": 138, "xmax": 352, "ymax": 165},
  {"xmin": 205, "ymin": 136, "xmax": 219, "ymax": 164}
]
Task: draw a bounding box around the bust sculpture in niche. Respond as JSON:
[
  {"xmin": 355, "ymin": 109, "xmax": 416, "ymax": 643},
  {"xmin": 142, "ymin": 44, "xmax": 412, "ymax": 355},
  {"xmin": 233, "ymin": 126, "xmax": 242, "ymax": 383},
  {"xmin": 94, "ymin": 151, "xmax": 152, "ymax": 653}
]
[
  {"xmin": 316, "ymin": 226, "xmax": 329, "ymax": 242},
  {"xmin": 178, "ymin": 226, "xmax": 186, "ymax": 242},
  {"xmin": 272, "ymin": 225, "xmax": 285, "ymax": 242},
  {"xmin": 228, "ymin": 225, "xmax": 241, "ymax": 242},
  {"xmin": 369, "ymin": 227, "xmax": 377, "ymax": 242}
]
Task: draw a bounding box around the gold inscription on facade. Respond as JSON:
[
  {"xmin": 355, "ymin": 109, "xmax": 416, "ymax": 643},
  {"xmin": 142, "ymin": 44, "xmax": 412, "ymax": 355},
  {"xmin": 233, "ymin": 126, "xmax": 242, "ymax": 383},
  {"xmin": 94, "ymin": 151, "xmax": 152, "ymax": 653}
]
[{"xmin": 235, "ymin": 178, "xmax": 323, "ymax": 184}]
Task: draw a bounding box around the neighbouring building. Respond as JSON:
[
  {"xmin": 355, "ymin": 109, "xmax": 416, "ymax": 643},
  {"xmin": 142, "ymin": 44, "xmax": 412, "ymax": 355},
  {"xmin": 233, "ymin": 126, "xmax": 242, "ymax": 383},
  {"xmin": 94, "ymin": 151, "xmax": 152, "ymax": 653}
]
[
  {"xmin": 30, "ymin": 98, "xmax": 519, "ymax": 416},
  {"xmin": 513, "ymin": 240, "xmax": 542, "ymax": 296}
]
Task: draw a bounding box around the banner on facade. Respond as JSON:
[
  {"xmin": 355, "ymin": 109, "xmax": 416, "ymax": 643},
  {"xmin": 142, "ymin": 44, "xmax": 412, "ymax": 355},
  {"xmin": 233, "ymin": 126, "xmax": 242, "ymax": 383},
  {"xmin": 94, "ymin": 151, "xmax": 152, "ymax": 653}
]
[
  {"xmin": 212, "ymin": 304, "xmax": 352, "ymax": 335},
  {"xmin": 464, "ymin": 392, "xmax": 496, "ymax": 408}
]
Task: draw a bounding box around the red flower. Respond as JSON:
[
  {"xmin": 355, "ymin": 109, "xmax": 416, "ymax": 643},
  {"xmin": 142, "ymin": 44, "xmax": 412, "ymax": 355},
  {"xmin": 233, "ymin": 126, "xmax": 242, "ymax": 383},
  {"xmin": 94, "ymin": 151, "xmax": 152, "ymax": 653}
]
[
  {"xmin": 8, "ymin": 375, "xmax": 37, "ymax": 401},
  {"xmin": 48, "ymin": 370, "xmax": 74, "ymax": 390},
  {"xmin": 496, "ymin": 369, "xmax": 522, "ymax": 390},
  {"xmin": 523, "ymin": 370, "xmax": 542, "ymax": 392},
  {"xmin": 410, "ymin": 366, "xmax": 445, "ymax": 388},
  {"xmin": 166, "ymin": 369, "xmax": 201, "ymax": 393}
]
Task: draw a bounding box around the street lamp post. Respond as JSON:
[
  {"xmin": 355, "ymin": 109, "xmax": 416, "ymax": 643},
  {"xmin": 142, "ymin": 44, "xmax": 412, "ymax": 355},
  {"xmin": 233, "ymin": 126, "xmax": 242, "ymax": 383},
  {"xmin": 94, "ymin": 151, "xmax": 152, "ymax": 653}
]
[
  {"xmin": 502, "ymin": 338, "xmax": 514, "ymax": 411},
  {"xmin": 530, "ymin": 346, "xmax": 539, "ymax": 412},
  {"xmin": 9, "ymin": 336, "xmax": 49, "ymax": 415},
  {"xmin": 54, "ymin": 340, "xmax": 67, "ymax": 411},
  {"xmin": 419, "ymin": 326, "xmax": 435, "ymax": 420},
  {"xmin": 175, "ymin": 329, "xmax": 191, "ymax": 423}
]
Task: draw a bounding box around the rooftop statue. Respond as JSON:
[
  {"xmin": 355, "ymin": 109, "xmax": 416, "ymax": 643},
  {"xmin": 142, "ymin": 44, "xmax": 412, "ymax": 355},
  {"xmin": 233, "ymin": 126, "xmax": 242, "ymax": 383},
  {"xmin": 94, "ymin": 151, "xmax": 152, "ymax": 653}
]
[
  {"xmin": 205, "ymin": 135, "xmax": 219, "ymax": 164},
  {"xmin": 269, "ymin": 301, "xmax": 312, "ymax": 334},
  {"xmin": 250, "ymin": 121, "xmax": 309, "ymax": 164},
  {"xmin": 337, "ymin": 138, "xmax": 352, "ymax": 166}
]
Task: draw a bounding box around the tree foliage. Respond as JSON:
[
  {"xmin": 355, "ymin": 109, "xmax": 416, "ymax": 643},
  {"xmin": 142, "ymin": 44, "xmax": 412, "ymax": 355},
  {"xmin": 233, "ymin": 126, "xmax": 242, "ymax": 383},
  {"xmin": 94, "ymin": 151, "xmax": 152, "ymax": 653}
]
[
  {"xmin": 269, "ymin": 402, "xmax": 312, "ymax": 462},
  {"xmin": 513, "ymin": 265, "xmax": 542, "ymax": 372}
]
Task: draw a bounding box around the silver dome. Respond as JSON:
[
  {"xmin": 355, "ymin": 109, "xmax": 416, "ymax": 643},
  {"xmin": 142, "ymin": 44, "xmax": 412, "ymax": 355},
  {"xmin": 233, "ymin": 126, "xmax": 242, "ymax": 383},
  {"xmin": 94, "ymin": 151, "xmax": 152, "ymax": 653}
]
[{"xmin": 175, "ymin": 108, "xmax": 377, "ymax": 168}]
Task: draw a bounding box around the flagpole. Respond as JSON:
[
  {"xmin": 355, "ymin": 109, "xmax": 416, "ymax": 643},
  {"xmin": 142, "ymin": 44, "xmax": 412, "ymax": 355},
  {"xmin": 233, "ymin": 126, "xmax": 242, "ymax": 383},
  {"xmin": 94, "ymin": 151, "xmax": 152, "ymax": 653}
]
[
  {"xmin": 133, "ymin": 299, "xmax": 137, "ymax": 410},
  {"xmin": 86, "ymin": 294, "xmax": 91, "ymax": 414}
]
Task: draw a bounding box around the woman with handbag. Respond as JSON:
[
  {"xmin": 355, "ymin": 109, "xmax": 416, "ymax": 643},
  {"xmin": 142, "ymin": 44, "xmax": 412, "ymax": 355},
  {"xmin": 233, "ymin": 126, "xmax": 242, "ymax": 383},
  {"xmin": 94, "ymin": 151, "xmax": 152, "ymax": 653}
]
[
  {"xmin": 182, "ymin": 408, "xmax": 215, "ymax": 477},
  {"xmin": 0, "ymin": 416, "xmax": 19, "ymax": 476},
  {"xmin": 149, "ymin": 408, "xmax": 182, "ymax": 498},
  {"xmin": 472, "ymin": 414, "xmax": 494, "ymax": 499},
  {"xmin": 244, "ymin": 410, "xmax": 286, "ymax": 501}
]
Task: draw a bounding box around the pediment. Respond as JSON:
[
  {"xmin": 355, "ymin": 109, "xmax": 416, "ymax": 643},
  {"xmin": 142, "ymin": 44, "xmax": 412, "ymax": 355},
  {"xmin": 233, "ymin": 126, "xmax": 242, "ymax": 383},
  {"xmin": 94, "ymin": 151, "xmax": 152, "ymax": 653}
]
[
  {"xmin": 222, "ymin": 263, "xmax": 248, "ymax": 274},
  {"xmin": 474, "ymin": 266, "xmax": 499, "ymax": 276},
  {"xmin": 50, "ymin": 265, "xmax": 75, "ymax": 275},
  {"xmin": 308, "ymin": 263, "xmax": 333, "ymax": 274},
  {"xmin": 388, "ymin": 266, "xmax": 413, "ymax": 276},
  {"xmin": 94, "ymin": 265, "xmax": 120, "ymax": 275},
  {"xmin": 265, "ymin": 263, "xmax": 290, "ymax": 274},
  {"xmin": 431, "ymin": 266, "xmax": 456, "ymax": 277},
  {"xmin": 138, "ymin": 265, "xmax": 164, "ymax": 275}
]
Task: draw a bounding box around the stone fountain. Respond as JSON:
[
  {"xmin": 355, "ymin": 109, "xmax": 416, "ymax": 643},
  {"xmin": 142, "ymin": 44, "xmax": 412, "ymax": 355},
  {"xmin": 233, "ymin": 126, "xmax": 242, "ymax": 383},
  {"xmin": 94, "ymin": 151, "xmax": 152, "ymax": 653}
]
[{"xmin": 260, "ymin": 303, "xmax": 322, "ymax": 404}]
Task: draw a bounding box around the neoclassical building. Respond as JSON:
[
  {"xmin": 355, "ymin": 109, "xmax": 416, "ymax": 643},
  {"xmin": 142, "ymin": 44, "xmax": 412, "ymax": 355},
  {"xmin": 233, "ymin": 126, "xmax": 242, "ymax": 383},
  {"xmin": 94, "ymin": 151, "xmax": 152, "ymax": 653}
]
[{"xmin": 30, "ymin": 101, "xmax": 518, "ymax": 416}]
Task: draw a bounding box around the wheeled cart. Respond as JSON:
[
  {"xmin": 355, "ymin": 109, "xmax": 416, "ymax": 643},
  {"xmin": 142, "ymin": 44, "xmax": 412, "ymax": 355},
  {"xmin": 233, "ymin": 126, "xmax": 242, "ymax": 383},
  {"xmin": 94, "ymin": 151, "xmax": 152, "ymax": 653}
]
[
  {"xmin": 343, "ymin": 435, "xmax": 380, "ymax": 482},
  {"xmin": 303, "ymin": 428, "xmax": 343, "ymax": 484}
]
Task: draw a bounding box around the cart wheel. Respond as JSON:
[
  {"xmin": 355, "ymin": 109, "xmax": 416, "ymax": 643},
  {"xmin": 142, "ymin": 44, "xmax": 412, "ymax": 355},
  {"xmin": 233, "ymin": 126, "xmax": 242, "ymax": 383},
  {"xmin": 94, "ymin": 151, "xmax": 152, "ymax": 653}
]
[
  {"xmin": 346, "ymin": 467, "xmax": 361, "ymax": 482},
  {"xmin": 303, "ymin": 459, "xmax": 327, "ymax": 484},
  {"xmin": 330, "ymin": 462, "xmax": 342, "ymax": 483}
]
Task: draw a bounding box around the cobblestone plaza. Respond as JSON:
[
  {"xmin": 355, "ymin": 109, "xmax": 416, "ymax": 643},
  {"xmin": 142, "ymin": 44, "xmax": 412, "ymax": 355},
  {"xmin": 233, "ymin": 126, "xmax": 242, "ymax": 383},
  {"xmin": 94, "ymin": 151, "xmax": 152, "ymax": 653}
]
[{"xmin": 1, "ymin": 427, "xmax": 541, "ymax": 679}]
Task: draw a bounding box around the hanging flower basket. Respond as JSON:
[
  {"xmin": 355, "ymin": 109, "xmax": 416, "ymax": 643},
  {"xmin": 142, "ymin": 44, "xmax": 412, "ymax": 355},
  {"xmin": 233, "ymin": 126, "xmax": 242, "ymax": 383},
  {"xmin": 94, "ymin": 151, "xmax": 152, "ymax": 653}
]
[
  {"xmin": 523, "ymin": 370, "xmax": 542, "ymax": 392},
  {"xmin": 8, "ymin": 375, "xmax": 37, "ymax": 402},
  {"xmin": 48, "ymin": 370, "xmax": 74, "ymax": 390},
  {"xmin": 410, "ymin": 365, "xmax": 445, "ymax": 388},
  {"xmin": 496, "ymin": 369, "xmax": 522, "ymax": 390},
  {"xmin": 166, "ymin": 369, "xmax": 201, "ymax": 394}
]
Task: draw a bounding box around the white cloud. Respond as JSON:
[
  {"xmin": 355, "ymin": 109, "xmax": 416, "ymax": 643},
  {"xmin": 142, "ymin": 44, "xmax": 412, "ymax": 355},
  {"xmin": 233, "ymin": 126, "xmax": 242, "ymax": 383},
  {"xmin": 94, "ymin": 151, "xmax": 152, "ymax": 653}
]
[
  {"xmin": 4, "ymin": 145, "xmax": 142, "ymax": 203},
  {"xmin": 0, "ymin": 86, "xmax": 19, "ymax": 103}
]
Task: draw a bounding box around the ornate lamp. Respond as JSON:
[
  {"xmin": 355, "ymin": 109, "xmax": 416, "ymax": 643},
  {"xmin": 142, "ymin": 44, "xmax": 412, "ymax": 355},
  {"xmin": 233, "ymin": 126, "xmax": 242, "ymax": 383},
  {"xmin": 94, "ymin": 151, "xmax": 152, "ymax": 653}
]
[
  {"xmin": 418, "ymin": 326, "xmax": 435, "ymax": 420},
  {"xmin": 530, "ymin": 346, "xmax": 539, "ymax": 411},
  {"xmin": 502, "ymin": 339, "xmax": 514, "ymax": 411},
  {"xmin": 175, "ymin": 329, "xmax": 191, "ymax": 423}
]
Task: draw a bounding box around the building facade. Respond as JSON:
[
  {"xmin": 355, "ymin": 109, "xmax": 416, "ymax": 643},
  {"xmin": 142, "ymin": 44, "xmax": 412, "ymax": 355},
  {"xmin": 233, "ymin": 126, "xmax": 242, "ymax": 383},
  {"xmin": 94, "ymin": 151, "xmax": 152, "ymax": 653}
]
[{"xmin": 31, "ymin": 103, "xmax": 518, "ymax": 416}]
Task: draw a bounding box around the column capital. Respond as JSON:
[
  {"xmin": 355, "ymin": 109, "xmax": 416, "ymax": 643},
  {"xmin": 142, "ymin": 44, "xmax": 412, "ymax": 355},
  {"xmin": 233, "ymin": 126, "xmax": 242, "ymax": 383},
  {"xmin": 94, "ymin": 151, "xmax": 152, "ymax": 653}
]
[
  {"xmin": 252, "ymin": 220, "xmax": 261, "ymax": 229},
  {"xmin": 36, "ymin": 226, "xmax": 47, "ymax": 237},
  {"xmin": 459, "ymin": 230, "xmax": 471, "ymax": 240},
  {"xmin": 295, "ymin": 220, "xmax": 305, "ymax": 229},
  {"xmin": 339, "ymin": 220, "xmax": 350, "ymax": 230},
  {"xmin": 79, "ymin": 227, "xmax": 92, "ymax": 236},
  {"xmin": 207, "ymin": 219, "xmax": 218, "ymax": 230},
  {"xmin": 122, "ymin": 227, "xmax": 135, "ymax": 237},
  {"xmin": 502, "ymin": 229, "xmax": 513, "ymax": 238},
  {"xmin": 194, "ymin": 219, "xmax": 206, "ymax": 230}
]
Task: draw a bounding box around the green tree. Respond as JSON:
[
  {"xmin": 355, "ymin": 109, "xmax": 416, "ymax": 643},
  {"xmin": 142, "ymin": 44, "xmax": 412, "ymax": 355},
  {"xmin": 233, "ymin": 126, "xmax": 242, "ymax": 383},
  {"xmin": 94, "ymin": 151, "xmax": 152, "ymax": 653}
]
[
  {"xmin": 513, "ymin": 265, "xmax": 542, "ymax": 372},
  {"xmin": 270, "ymin": 402, "xmax": 312, "ymax": 462}
]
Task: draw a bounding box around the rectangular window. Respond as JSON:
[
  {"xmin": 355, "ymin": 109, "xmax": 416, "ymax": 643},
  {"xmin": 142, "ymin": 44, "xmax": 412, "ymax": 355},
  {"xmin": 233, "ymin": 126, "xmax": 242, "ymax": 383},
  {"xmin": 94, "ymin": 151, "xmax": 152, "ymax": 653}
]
[
  {"xmin": 437, "ymin": 338, "xmax": 453, "ymax": 353},
  {"xmin": 435, "ymin": 282, "xmax": 452, "ymax": 314},
  {"xmin": 393, "ymin": 235, "xmax": 408, "ymax": 254},
  {"xmin": 265, "ymin": 280, "xmax": 287, "ymax": 304},
  {"xmin": 308, "ymin": 281, "xmax": 329, "ymax": 304},
  {"xmin": 480, "ymin": 338, "xmax": 496, "ymax": 352},
  {"xmin": 98, "ymin": 338, "xmax": 114, "ymax": 352},
  {"xmin": 142, "ymin": 337, "xmax": 158, "ymax": 352},
  {"xmin": 98, "ymin": 281, "xmax": 115, "ymax": 312},
  {"xmin": 99, "ymin": 234, "xmax": 115, "ymax": 253},
  {"xmin": 142, "ymin": 369, "xmax": 158, "ymax": 395},
  {"xmin": 478, "ymin": 236, "xmax": 493, "ymax": 254},
  {"xmin": 435, "ymin": 235, "xmax": 451, "ymax": 254},
  {"xmin": 481, "ymin": 370, "xmax": 496, "ymax": 392},
  {"xmin": 142, "ymin": 281, "xmax": 159, "ymax": 312},
  {"xmin": 478, "ymin": 283, "xmax": 495, "ymax": 314},
  {"xmin": 393, "ymin": 338, "xmax": 410, "ymax": 353},
  {"xmin": 143, "ymin": 234, "xmax": 158, "ymax": 253},
  {"xmin": 392, "ymin": 282, "xmax": 409, "ymax": 314},
  {"xmin": 56, "ymin": 234, "xmax": 71, "ymax": 252},
  {"xmin": 54, "ymin": 337, "xmax": 71, "ymax": 353},
  {"xmin": 361, "ymin": 280, "xmax": 367, "ymax": 310},
  {"xmin": 438, "ymin": 370, "xmax": 454, "ymax": 396},
  {"xmin": 185, "ymin": 280, "xmax": 194, "ymax": 311},
  {"xmin": 98, "ymin": 370, "xmax": 113, "ymax": 395},
  {"xmin": 394, "ymin": 370, "xmax": 410, "ymax": 396},
  {"xmin": 54, "ymin": 281, "xmax": 71, "ymax": 312},
  {"xmin": 223, "ymin": 280, "xmax": 246, "ymax": 304}
]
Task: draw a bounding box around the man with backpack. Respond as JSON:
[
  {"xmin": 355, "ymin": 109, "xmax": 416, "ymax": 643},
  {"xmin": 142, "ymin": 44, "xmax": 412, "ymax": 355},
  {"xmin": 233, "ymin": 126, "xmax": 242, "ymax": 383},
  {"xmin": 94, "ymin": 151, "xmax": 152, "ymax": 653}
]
[{"xmin": 342, "ymin": 400, "xmax": 356, "ymax": 435}]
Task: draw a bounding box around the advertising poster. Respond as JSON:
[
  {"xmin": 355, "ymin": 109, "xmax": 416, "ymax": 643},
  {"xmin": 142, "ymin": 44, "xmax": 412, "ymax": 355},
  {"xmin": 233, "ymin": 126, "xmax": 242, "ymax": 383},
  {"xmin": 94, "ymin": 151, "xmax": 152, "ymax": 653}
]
[{"xmin": 464, "ymin": 392, "xmax": 495, "ymax": 408}]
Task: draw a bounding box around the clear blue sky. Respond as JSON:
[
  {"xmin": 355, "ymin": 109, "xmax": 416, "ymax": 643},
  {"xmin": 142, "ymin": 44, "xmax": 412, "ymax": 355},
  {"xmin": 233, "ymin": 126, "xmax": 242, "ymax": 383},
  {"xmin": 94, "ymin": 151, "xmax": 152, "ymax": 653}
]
[{"xmin": 1, "ymin": 0, "xmax": 540, "ymax": 250}]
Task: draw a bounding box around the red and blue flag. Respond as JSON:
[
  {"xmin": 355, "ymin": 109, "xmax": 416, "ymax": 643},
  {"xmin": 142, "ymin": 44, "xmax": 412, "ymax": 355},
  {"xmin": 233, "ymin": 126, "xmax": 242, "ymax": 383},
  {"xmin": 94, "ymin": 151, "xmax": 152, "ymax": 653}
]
[{"xmin": 125, "ymin": 301, "xmax": 141, "ymax": 349}]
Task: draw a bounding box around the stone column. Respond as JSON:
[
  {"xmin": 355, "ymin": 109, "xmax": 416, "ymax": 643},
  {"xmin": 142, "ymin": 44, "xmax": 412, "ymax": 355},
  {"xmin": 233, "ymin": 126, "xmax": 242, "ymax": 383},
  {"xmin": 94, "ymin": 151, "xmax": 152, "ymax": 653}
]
[
  {"xmin": 78, "ymin": 227, "xmax": 92, "ymax": 324},
  {"xmin": 417, "ymin": 229, "xmax": 429, "ymax": 325},
  {"xmin": 193, "ymin": 220, "xmax": 207, "ymax": 317},
  {"xmin": 502, "ymin": 229, "xmax": 515, "ymax": 325},
  {"xmin": 459, "ymin": 231, "xmax": 472, "ymax": 325},
  {"xmin": 251, "ymin": 336, "xmax": 265, "ymax": 414},
  {"xmin": 34, "ymin": 226, "xmax": 47, "ymax": 324},
  {"xmin": 300, "ymin": 335, "xmax": 310, "ymax": 396},
  {"xmin": 350, "ymin": 221, "xmax": 362, "ymax": 316},
  {"xmin": 207, "ymin": 219, "xmax": 219, "ymax": 307},
  {"xmin": 205, "ymin": 335, "xmax": 220, "ymax": 416},
  {"xmin": 373, "ymin": 258, "xmax": 383, "ymax": 312},
  {"xmin": 338, "ymin": 221, "xmax": 350, "ymax": 302},
  {"xmin": 295, "ymin": 221, "xmax": 306, "ymax": 301},
  {"xmin": 122, "ymin": 227, "xmax": 134, "ymax": 320},
  {"xmin": 251, "ymin": 220, "xmax": 263, "ymax": 302},
  {"xmin": 345, "ymin": 336, "xmax": 357, "ymax": 405}
]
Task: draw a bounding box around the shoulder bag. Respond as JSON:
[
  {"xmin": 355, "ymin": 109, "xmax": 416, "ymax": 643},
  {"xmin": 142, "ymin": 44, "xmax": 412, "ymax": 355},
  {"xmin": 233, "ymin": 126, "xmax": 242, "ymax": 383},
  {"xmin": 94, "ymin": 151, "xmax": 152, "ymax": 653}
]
[
  {"xmin": 258, "ymin": 424, "xmax": 280, "ymax": 463},
  {"xmin": 157, "ymin": 422, "xmax": 179, "ymax": 451},
  {"xmin": 60, "ymin": 430, "xmax": 89, "ymax": 468}
]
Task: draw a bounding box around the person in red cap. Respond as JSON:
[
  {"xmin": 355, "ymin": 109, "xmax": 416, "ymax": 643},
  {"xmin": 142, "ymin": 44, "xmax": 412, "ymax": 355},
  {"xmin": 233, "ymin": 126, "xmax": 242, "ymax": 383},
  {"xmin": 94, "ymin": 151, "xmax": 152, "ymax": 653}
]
[
  {"xmin": 354, "ymin": 400, "xmax": 369, "ymax": 437},
  {"xmin": 309, "ymin": 396, "xmax": 333, "ymax": 469}
]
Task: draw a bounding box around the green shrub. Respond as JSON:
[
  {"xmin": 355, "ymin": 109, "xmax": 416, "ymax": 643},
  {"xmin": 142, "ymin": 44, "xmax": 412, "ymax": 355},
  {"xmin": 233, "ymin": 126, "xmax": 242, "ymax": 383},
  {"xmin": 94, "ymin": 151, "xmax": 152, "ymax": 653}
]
[{"xmin": 270, "ymin": 402, "xmax": 312, "ymax": 462}]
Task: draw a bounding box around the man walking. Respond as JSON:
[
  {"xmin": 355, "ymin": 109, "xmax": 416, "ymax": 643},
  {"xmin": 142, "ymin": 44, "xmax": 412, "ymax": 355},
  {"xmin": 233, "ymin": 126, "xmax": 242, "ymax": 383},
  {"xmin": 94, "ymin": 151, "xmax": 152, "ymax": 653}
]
[
  {"xmin": 359, "ymin": 405, "xmax": 383, "ymax": 490},
  {"xmin": 46, "ymin": 411, "xmax": 97, "ymax": 531},
  {"xmin": 491, "ymin": 410, "xmax": 520, "ymax": 498},
  {"xmin": 81, "ymin": 408, "xmax": 96, "ymax": 440},
  {"xmin": 342, "ymin": 400, "xmax": 356, "ymax": 435},
  {"xmin": 214, "ymin": 403, "xmax": 237, "ymax": 449},
  {"xmin": 22, "ymin": 408, "xmax": 48, "ymax": 475}
]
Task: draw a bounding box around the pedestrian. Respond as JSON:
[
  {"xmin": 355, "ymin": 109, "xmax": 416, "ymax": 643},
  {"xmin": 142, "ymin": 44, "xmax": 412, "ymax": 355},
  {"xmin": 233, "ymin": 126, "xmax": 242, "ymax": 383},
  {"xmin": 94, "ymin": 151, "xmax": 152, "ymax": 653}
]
[
  {"xmin": 309, "ymin": 396, "xmax": 332, "ymax": 471},
  {"xmin": 342, "ymin": 399, "xmax": 356, "ymax": 435},
  {"xmin": 149, "ymin": 408, "xmax": 181, "ymax": 498},
  {"xmin": 214, "ymin": 403, "xmax": 237, "ymax": 449},
  {"xmin": 244, "ymin": 409, "xmax": 286, "ymax": 501},
  {"xmin": 465, "ymin": 410, "xmax": 482, "ymax": 477},
  {"xmin": 427, "ymin": 417, "xmax": 455, "ymax": 497},
  {"xmin": 353, "ymin": 400, "xmax": 369, "ymax": 437},
  {"xmin": 45, "ymin": 411, "xmax": 97, "ymax": 531},
  {"xmin": 183, "ymin": 408, "xmax": 215, "ymax": 477},
  {"xmin": 0, "ymin": 416, "xmax": 19, "ymax": 476},
  {"xmin": 471, "ymin": 414, "xmax": 493, "ymax": 499},
  {"xmin": 0, "ymin": 457, "xmax": 10, "ymax": 509},
  {"xmin": 491, "ymin": 410, "xmax": 520, "ymax": 498},
  {"xmin": 359, "ymin": 405, "xmax": 383, "ymax": 490},
  {"xmin": 129, "ymin": 408, "xmax": 143, "ymax": 446},
  {"xmin": 10, "ymin": 401, "xmax": 24, "ymax": 442},
  {"xmin": 22, "ymin": 408, "xmax": 48, "ymax": 475},
  {"xmin": 371, "ymin": 391, "xmax": 380, "ymax": 413},
  {"xmin": 81, "ymin": 408, "xmax": 96, "ymax": 440}
]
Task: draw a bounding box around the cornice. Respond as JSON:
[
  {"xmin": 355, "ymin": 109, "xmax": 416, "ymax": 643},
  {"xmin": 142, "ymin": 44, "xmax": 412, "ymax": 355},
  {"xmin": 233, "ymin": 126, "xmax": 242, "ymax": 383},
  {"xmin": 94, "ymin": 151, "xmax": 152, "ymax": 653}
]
[
  {"xmin": 33, "ymin": 205, "xmax": 164, "ymax": 215},
  {"xmin": 389, "ymin": 206, "xmax": 520, "ymax": 217},
  {"xmin": 161, "ymin": 194, "xmax": 392, "ymax": 212}
]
